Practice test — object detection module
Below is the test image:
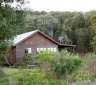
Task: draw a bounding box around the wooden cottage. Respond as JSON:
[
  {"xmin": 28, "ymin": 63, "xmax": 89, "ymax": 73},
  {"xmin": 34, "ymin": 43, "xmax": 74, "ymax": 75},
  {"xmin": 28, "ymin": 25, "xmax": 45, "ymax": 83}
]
[{"xmin": 9, "ymin": 30, "xmax": 76, "ymax": 65}]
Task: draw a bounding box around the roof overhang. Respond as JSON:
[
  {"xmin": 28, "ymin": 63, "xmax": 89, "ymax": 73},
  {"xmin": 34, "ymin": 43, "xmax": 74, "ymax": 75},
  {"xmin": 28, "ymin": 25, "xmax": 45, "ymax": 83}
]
[{"xmin": 58, "ymin": 44, "xmax": 76, "ymax": 48}]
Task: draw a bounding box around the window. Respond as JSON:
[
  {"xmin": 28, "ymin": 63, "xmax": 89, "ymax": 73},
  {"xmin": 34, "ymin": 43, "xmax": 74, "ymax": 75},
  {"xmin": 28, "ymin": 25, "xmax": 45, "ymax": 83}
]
[
  {"xmin": 54, "ymin": 48, "xmax": 57, "ymax": 52},
  {"xmin": 37, "ymin": 47, "xmax": 57, "ymax": 53},
  {"xmin": 40, "ymin": 48, "xmax": 43, "ymax": 51},
  {"xmin": 43, "ymin": 48, "xmax": 46, "ymax": 51},
  {"xmin": 51, "ymin": 48, "xmax": 54, "ymax": 51},
  {"xmin": 37, "ymin": 48, "xmax": 46, "ymax": 53},
  {"xmin": 48, "ymin": 48, "xmax": 51, "ymax": 51},
  {"xmin": 25, "ymin": 48, "xmax": 31, "ymax": 53},
  {"xmin": 37, "ymin": 48, "xmax": 40, "ymax": 52}
]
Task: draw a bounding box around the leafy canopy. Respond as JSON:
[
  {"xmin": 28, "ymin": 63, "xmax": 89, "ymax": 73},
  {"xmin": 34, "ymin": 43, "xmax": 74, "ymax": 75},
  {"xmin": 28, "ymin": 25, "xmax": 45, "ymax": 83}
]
[{"xmin": 0, "ymin": 4, "xmax": 25, "ymax": 53}]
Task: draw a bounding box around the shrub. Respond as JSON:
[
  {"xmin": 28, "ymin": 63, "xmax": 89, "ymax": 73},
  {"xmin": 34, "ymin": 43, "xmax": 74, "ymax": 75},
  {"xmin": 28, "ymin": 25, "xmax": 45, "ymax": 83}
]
[
  {"xmin": 35, "ymin": 50, "xmax": 83, "ymax": 79},
  {"xmin": 14, "ymin": 54, "xmax": 34, "ymax": 67},
  {"xmin": 81, "ymin": 53, "xmax": 96, "ymax": 81},
  {"xmin": 83, "ymin": 53, "xmax": 96, "ymax": 74},
  {"xmin": 68, "ymin": 52, "xmax": 96, "ymax": 82},
  {"xmin": 35, "ymin": 51, "xmax": 55, "ymax": 77},
  {"xmin": 51, "ymin": 50, "xmax": 83, "ymax": 78},
  {"xmin": 23, "ymin": 53, "xmax": 35, "ymax": 66},
  {"xmin": 35, "ymin": 51, "xmax": 54, "ymax": 62}
]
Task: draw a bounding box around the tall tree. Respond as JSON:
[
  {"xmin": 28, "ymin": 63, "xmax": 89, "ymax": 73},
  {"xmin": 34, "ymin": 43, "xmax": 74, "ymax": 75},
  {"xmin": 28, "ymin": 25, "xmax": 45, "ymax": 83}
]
[
  {"xmin": 25, "ymin": 14, "xmax": 59, "ymax": 38},
  {"xmin": 0, "ymin": 0, "xmax": 25, "ymax": 72},
  {"xmin": 90, "ymin": 11, "xmax": 96, "ymax": 53}
]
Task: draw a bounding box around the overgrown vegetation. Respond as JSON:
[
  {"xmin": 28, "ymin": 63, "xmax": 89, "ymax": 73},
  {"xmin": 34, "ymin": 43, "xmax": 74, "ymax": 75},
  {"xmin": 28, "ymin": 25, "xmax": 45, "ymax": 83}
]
[
  {"xmin": 1, "ymin": 51, "xmax": 96, "ymax": 85},
  {"xmin": 51, "ymin": 51, "xmax": 83, "ymax": 78},
  {"xmin": 35, "ymin": 50, "xmax": 83, "ymax": 79}
]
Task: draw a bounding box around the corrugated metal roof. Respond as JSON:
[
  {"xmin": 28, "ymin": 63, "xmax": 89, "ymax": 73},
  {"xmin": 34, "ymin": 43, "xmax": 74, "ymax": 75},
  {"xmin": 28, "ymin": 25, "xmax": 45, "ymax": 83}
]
[{"xmin": 13, "ymin": 30, "xmax": 38, "ymax": 46}]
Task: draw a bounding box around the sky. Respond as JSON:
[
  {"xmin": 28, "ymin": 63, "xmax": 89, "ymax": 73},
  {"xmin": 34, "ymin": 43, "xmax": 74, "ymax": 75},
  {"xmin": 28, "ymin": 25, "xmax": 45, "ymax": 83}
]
[{"xmin": 12, "ymin": 0, "xmax": 96, "ymax": 12}]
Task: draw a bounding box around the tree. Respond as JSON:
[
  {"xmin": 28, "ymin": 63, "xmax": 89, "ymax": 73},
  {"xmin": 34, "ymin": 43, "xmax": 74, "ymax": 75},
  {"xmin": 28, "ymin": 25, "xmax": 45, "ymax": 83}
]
[
  {"xmin": 0, "ymin": 5, "xmax": 16, "ymax": 52},
  {"xmin": 0, "ymin": 0, "xmax": 25, "ymax": 73},
  {"xmin": 0, "ymin": 3, "xmax": 25, "ymax": 66},
  {"xmin": 90, "ymin": 11, "xmax": 96, "ymax": 53},
  {"xmin": 25, "ymin": 14, "xmax": 59, "ymax": 38}
]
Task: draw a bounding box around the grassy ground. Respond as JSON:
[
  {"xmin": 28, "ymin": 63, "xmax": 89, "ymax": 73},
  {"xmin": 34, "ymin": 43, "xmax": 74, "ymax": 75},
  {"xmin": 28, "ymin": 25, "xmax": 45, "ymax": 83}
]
[
  {"xmin": 1, "ymin": 66, "xmax": 96, "ymax": 85},
  {"xmin": 1, "ymin": 67, "xmax": 66, "ymax": 85},
  {"xmin": 1, "ymin": 67, "xmax": 46, "ymax": 85}
]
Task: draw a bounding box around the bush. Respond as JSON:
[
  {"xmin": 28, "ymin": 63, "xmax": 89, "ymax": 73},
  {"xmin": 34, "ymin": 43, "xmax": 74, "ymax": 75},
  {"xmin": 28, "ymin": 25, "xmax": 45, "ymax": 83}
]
[
  {"xmin": 23, "ymin": 54, "xmax": 34, "ymax": 65},
  {"xmin": 35, "ymin": 50, "xmax": 83, "ymax": 79},
  {"xmin": 14, "ymin": 54, "xmax": 34, "ymax": 67},
  {"xmin": 81, "ymin": 53, "xmax": 96, "ymax": 81},
  {"xmin": 51, "ymin": 50, "xmax": 83, "ymax": 78},
  {"xmin": 35, "ymin": 51, "xmax": 55, "ymax": 77},
  {"xmin": 35, "ymin": 51, "xmax": 54, "ymax": 62},
  {"xmin": 83, "ymin": 53, "xmax": 96, "ymax": 74},
  {"xmin": 71, "ymin": 53, "xmax": 96, "ymax": 82}
]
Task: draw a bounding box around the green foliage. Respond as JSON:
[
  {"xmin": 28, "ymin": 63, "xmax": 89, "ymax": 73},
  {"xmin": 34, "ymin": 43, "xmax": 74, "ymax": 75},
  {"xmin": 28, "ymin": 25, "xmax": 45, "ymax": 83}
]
[
  {"xmin": 0, "ymin": 69, "xmax": 9, "ymax": 85},
  {"xmin": 90, "ymin": 74, "xmax": 96, "ymax": 81},
  {"xmin": 92, "ymin": 36, "xmax": 96, "ymax": 53},
  {"xmin": 76, "ymin": 27, "xmax": 95, "ymax": 52},
  {"xmin": 73, "ymin": 53, "xmax": 96, "ymax": 82},
  {"xmin": 0, "ymin": 75, "xmax": 9, "ymax": 85},
  {"xmin": 89, "ymin": 11, "xmax": 96, "ymax": 53},
  {"xmin": 83, "ymin": 53, "xmax": 96, "ymax": 75},
  {"xmin": 71, "ymin": 72, "xmax": 91, "ymax": 82},
  {"xmin": 35, "ymin": 51, "xmax": 55, "ymax": 62},
  {"xmin": 0, "ymin": 5, "xmax": 25, "ymax": 59},
  {"xmin": 16, "ymin": 69, "xmax": 65, "ymax": 85},
  {"xmin": 0, "ymin": 4, "xmax": 25, "ymax": 41},
  {"xmin": 51, "ymin": 50, "xmax": 83, "ymax": 78},
  {"xmin": 23, "ymin": 54, "xmax": 34, "ymax": 65},
  {"xmin": 91, "ymin": 12, "xmax": 96, "ymax": 33},
  {"xmin": 35, "ymin": 50, "xmax": 83, "ymax": 79},
  {"xmin": 0, "ymin": 5, "xmax": 17, "ymax": 41},
  {"xmin": 4, "ymin": 67, "xmax": 64, "ymax": 85},
  {"xmin": 14, "ymin": 54, "xmax": 34, "ymax": 67}
]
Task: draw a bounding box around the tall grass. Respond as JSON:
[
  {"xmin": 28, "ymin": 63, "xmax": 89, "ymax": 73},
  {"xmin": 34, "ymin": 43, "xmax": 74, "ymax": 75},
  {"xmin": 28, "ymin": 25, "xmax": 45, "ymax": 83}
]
[{"xmin": 1, "ymin": 52, "xmax": 96, "ymax": 85}]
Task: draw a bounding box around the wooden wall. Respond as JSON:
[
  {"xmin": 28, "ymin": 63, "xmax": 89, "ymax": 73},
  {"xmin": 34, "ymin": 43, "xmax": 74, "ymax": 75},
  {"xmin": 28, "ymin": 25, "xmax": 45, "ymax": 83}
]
[{"xmin": 9, "ymin": 47, "xmax": 16, "ymax": 65}]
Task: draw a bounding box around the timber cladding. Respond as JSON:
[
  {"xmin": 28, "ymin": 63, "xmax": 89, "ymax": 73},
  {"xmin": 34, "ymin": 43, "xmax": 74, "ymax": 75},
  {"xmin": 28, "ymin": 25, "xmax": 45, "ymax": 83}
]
[
  {"xmin": 25, "ymin": 32, "xmax": 56, "ymax": 45},
  {"xmin": 9, "ymin": 47, "xmax": 16, "ymax": 65}
]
